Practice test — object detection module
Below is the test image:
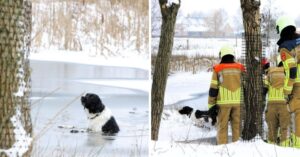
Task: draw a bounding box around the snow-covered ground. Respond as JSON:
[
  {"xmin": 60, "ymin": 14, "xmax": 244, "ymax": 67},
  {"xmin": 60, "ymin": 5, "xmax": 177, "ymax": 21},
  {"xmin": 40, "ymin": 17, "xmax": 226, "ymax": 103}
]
[
  {"xmin": 164, "ymin": 72, "xmax": 211, "ymax": 106},
  {"xmin": 152, "ymin": 71, "xmax": 300, "ymax": 157},
  {"xmin": 152, "ymin": 137, "xmax": 300, "ymax": 157}
]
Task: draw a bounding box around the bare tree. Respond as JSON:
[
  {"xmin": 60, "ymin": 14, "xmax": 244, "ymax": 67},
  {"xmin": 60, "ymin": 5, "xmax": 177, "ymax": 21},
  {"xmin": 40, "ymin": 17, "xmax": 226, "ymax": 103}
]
[
  {"xmin": 31, "ymin": 0, "xmax": 148, "ymax": 56},
  {"xmin": 151, "ymin": 0, "xmax": 161, "ymax": 36},
  {"xmin": 240, "ymin": 0, "xmax": 264, "ymax": 140},
  {"xmin": 151, "ymin": 0, "xmax": 180, "ymax": 141},
  {"xmin": 204, "ymin": 9, "xmax": 228, "ymax": 37},
  {"xmin": 0, "ymin": 0, "xmax": 33, "ymax": 157},
  {"xmin": 233, "ymin": 9, "xmax": 243, "ymax": 35},
  {"xmin": 261, "ymin": 0, "xmax": 279, "ymax": 46}
]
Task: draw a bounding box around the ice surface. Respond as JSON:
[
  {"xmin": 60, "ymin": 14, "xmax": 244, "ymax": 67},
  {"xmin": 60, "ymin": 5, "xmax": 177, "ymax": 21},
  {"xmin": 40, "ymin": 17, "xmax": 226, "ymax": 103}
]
[{"xmin": 30, "ymin": 60, "xmax": 149, "ymax": 156}]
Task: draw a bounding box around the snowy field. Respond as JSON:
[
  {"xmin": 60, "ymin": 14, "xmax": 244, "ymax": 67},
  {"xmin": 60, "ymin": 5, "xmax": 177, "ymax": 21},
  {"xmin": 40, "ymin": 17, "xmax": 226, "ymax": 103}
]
[
  {"xmin": 152, "ymin": 37, "xmax": 278, "ymax": 60},
  {"xmin": 152, "ymin": 37, "xmax": 243, "ymax": 57},
  {"xmin": 151, "ymin": 71, "xmax": 300, "ymax": 157}
]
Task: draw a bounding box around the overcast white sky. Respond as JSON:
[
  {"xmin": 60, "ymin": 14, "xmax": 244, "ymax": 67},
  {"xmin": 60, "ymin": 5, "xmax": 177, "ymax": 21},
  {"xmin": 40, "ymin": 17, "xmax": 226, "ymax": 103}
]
[{"xmin": 180, "ymin": 0, "xmax": 300, "ymax": 19}]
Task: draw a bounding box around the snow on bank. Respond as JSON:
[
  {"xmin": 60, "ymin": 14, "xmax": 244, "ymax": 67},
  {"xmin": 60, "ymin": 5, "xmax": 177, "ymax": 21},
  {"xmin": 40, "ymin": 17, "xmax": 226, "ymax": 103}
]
[
  {"xmin": 76, "ymin": 79, "xmax": 149, "ymax": 93},
  {"xmin": 165, "ymin": 71, "xmax": 211, "ymax": 105},
  {"xmin": 160, "ymin": 108, "xmax": 217, "ymax": 142},
  {"xmin": 151, "ymin": 139, "xmax": 300, "ymax": 157},
  {"xmin": 155, "ymin": 110, "xmax": 300, "ymax": 157},
  {"xmin": 0, "ymin": 109, "xmax": 32, "ymax": 157},
  {"xmin": 29, "ymin": 49, "xmax": 149, "ymax": 71},
  {"xmin": 160, "ymin": 71, "xmax": 218, "ymax": 142},
  {"xmin": 156, "ymin": 71, "xmax": 300, "ymax": 156}
]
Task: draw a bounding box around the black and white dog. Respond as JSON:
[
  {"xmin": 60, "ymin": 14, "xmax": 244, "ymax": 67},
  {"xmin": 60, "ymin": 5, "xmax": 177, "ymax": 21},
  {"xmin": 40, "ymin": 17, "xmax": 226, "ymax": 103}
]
[
  {"xmin": 178, "ymin": 105, "xmax": 219, "ymax": 126},
  {"xmin": 81, "ymin": 93, "xmax": 120, "ymax": 134}
]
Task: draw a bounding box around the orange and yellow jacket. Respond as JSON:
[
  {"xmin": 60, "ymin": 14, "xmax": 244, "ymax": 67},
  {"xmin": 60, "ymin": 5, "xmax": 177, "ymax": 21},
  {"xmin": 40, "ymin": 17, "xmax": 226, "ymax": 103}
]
[
  {"xmin": 278, "ymin": 37, "xmax": 300, "ymax": 95},
  {"xmin": 263, "ymin": 67, "xmax": 286, "ymax": 104},
  {"xmin": 208, "ymin": 63, "xmax": 245, "ymax": 108}
]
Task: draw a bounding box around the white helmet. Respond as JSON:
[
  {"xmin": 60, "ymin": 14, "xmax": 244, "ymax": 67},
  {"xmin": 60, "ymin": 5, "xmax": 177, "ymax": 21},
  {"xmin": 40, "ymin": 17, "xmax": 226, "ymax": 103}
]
[
  {"xmin": 219, "ymin": 45, "xmax": 235, "ymax": 58},
  {"xmin": 276, "ymin": 16, "xmax": 296, "ymax": 34}
]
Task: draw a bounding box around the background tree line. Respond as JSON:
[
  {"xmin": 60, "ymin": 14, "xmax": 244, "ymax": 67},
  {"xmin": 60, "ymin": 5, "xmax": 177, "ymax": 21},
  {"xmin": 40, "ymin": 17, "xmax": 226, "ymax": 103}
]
[{"xmin": 32, "ymin": 0, "xmax": 148, "ymax": 56}]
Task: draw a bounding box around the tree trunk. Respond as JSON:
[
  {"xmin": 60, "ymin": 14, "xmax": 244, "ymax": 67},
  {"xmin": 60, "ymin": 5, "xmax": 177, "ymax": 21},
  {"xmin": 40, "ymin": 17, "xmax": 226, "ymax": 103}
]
[
  {"xmin": 240, "ymin": 0, "xmax": 264, "ymax": 140},
  {"xmin": 151, "ymin": 0, "xmax": 180, "ymax": 141},
  {"xmin": 0, "ymin": 0, "xmax": 33, "ymax": 156}
]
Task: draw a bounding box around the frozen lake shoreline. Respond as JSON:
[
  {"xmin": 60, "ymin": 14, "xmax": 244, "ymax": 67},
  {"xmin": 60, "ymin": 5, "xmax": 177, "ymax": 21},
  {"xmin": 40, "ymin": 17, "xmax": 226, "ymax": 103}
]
[{"xmin": 29, "ymin": 50, "xmax": 150, "ymax": 71}]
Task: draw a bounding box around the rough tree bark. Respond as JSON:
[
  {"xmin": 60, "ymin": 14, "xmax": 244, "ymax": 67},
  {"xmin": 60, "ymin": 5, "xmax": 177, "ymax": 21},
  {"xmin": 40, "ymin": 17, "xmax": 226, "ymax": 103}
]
[
  {"xmin": 240, "ymin": 0, "xmax": 264, "ymax": 140},
  {"xmin": 151, "ymin": 0, "xmax": 180, "ymax": 141},
  {"xmin": 0, "ymin": 0, "xmax": 33, "ymax": 156}
]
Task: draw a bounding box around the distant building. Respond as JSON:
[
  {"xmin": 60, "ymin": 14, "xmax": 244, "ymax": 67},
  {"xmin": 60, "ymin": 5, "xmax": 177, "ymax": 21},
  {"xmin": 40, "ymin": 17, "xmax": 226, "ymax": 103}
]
[{"xmin": 174, "ymin": 18, "xmax": 209, "ymax": 37}]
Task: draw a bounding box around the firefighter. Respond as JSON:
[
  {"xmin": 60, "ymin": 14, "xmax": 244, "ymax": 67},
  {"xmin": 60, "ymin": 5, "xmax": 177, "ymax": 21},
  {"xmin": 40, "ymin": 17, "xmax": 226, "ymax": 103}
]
[
  {"xmin": 262, "ymin": 57, "xmax": 270, "ymax": 74},
  {"xmin": 264, "ymin": 55, "xmax": 290, "ymax": 146},
  {"xmin": 262, "ymin": 57, "xmax": 270, "ymax": 112},
  {"xmin": 276, "ymin": 16, "xmax": 300, "ymax": 148},
  {"xmin": 208, "ymin": 45, "xmax": 245, "ymax": 145}
]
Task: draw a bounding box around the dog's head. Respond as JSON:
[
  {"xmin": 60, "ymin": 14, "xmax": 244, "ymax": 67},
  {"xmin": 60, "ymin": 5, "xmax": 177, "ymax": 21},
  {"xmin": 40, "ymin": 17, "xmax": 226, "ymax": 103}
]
[
  {"xmin": 195, "ymin": 110, "xmax": 209, "ymax": 119},
  {"xmin": 178, "ymin": 106, "xmax": 193, "ymax": 116},
  {"xmin": 195, "ymin": 105, "xmax": 220, "ymax": 126},
  {"xmin": 81, "ymin": 93, "xmax": 105, "ymax": 114}
]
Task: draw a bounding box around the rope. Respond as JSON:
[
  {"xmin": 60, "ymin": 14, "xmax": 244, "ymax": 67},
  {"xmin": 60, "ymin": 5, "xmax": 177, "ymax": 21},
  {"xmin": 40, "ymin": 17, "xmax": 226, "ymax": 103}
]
[
  {"xmin": 30, "ymin": 87, "xmax": 61, "ymax": 107},
  {"xmin": 33, "ymin": 93, "xmax": 84, "ymax": 141}
]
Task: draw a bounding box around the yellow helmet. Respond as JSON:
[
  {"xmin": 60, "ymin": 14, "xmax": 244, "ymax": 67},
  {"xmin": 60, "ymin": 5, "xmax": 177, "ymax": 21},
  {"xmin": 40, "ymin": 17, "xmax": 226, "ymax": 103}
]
[
  {"xmin": 276, "ymin": 16, "xmax": 296, "ymax": 34},
  {"xmin": 276, "ymin": 54, "xmax": 282, "ymax": 66},
  {"xmin": 219, "ymin": 45, "xmax": 235, "ymax": 58}
]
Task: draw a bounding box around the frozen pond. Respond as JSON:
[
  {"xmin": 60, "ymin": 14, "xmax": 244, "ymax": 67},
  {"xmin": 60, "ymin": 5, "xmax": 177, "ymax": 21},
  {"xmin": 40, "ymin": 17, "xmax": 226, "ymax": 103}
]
[
  {"xmin": 30, "ymin": 60, "xmax": 149, "ymax": 157},
  {"xmin": 164, "ymin": 93, "xmax": 209, "ymax": 111}
]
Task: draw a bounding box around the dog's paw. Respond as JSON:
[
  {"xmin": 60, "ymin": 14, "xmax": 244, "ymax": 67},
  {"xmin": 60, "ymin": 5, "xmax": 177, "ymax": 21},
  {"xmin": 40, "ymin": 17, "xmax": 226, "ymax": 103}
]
[
  {"xmin": 211, "ymin": 118, "xmax": 217, "ymax": 126},
  {"xmin": 70, "ymin": 130, "xmax": 79, "ymax": 133}
]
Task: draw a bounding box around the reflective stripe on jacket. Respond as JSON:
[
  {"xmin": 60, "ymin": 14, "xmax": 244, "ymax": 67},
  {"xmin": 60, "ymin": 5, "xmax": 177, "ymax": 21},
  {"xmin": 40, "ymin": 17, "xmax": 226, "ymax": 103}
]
[
  {"xmin": 264, "ymin": 67, "xmax": 286, "ymax": 103},
  {"xmin": 278, "ymin": 37, "xmax": 300, "ymax": 95},
  {"xmin": 296, "ymin": 64, "xmax": 300, "ymax": 83},
  {"xmin": 208, "ymin": 63, "xmax": 244, "ymax": 107}
]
